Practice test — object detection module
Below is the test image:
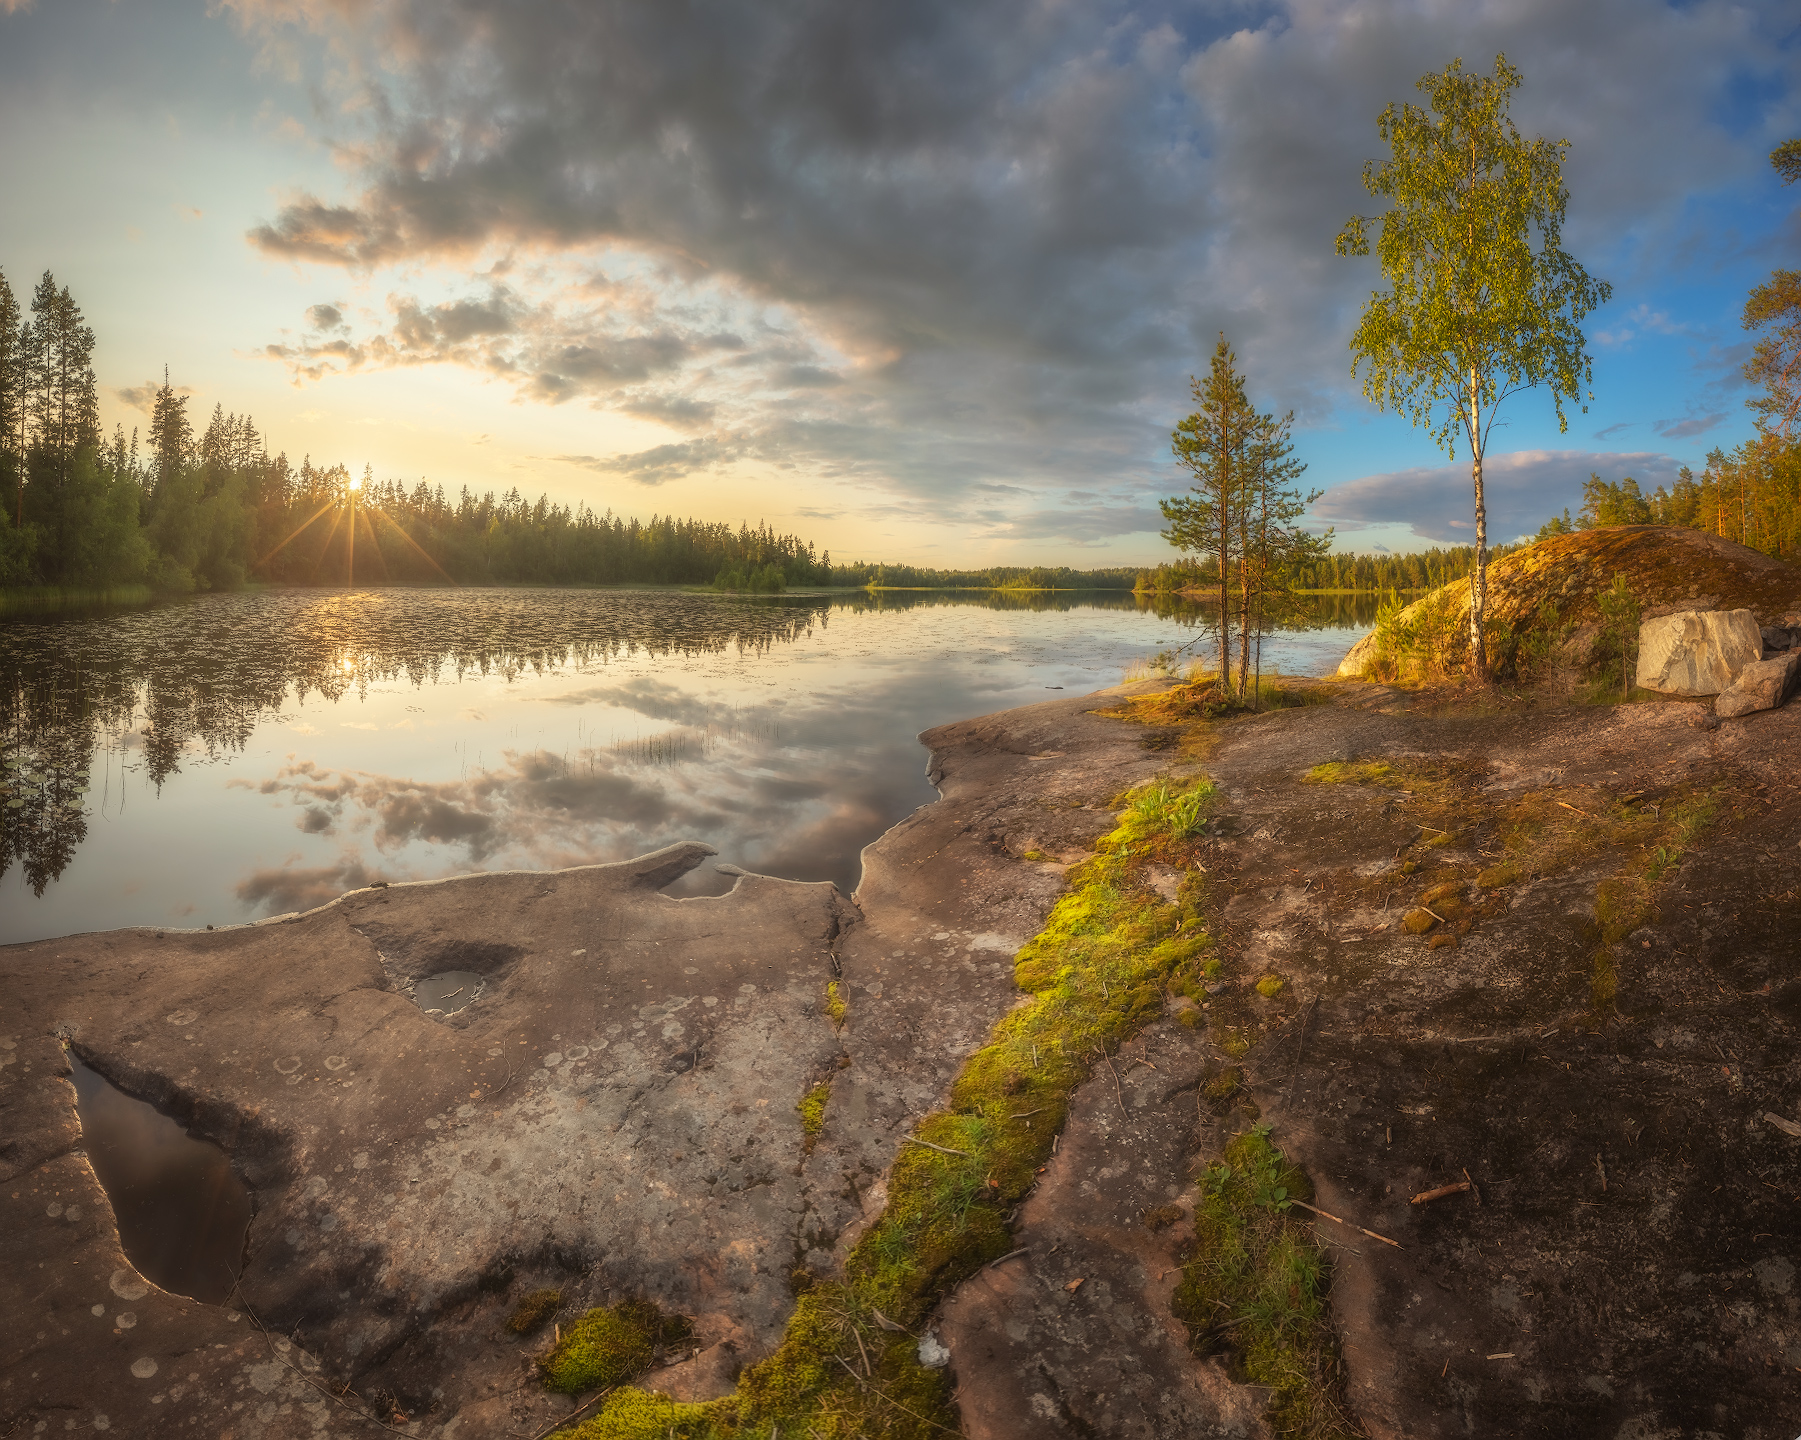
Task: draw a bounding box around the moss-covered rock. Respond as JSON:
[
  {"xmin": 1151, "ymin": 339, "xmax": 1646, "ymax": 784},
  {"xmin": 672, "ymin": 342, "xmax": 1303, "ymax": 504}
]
[
  {"xmin": 538, "ymin": 1300, "xmax": 692, "ymax": 1395},
  {"xmin": 1337, "ymin": 526, "xmax": 1801, "ymax": 680}
]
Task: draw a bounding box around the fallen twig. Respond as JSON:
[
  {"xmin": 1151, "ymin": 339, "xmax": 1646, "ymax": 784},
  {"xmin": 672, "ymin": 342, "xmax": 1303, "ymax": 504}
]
[
  {"xmin": 1462, "ymin": 1167, "xmax": 1481, "ymax": 1206},
  {"xmin": 1290, "ymin": 1199, "xmax": 1401, "ymax": 1249},
  {"xmin": 986, "ymin": 1247, "xmax": 1030, "ymax": 1271},
  {"xmin": 1556, "ymin": 801, "xmax": 1590, "ymax": 818},
  {"xmin": 1410, "ymin": 1181, "xmax": 1471, "ymax": 1205},
  {"xmin": 1096, "ymin": 1046, "xmax": 1126, "ymax": 1118},
  {"xmin": 229, "ymin": 1279, "xmax": 410, "ymax": 1435},
  {"xmin": 1010, "ymin": 1108, "xmax": 1046, "ymax": 1120},
  {"xmin": 900, "ymin": 1136, "xmax": 970, "ymax": 1157}
]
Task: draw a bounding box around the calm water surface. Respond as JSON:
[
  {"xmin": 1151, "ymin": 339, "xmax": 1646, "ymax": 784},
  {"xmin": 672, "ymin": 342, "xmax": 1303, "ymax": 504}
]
[{"xmin": 1, "ymin": 587, "xmax": 1372, "ymax": 943}]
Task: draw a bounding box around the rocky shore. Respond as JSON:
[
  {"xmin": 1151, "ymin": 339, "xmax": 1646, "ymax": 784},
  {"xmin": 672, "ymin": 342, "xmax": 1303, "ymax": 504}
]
[{"xmin": 6, "ymin": 555, "xmax": 1801, "ymax": 1436}]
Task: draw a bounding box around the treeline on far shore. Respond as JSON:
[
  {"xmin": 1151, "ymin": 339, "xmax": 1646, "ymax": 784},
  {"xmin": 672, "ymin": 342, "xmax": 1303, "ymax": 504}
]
[
  {"xmin": 1134, "ymin": 543, "xmax": 1509, "ymax": 595},
  {"xmin": 0, "ymin": 265, "xmax": 1148, "ymax": 597}
]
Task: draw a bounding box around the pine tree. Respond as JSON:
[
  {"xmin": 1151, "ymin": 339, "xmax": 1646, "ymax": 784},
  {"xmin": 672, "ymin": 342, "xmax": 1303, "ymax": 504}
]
[
  {"xmin": 0, "ymin": 266, "xmax": 22, "ymax": 526},
  {"xmin": 26, "ymin": 271, "xmax": 99, "ymax": 494},
  {"xmin": 1162, "ymin": 335, "xmax": 1260, "ymax": 690},
  {"xmin": 148, "ymin": 368, "xmax": 192, "ymax": 497}
]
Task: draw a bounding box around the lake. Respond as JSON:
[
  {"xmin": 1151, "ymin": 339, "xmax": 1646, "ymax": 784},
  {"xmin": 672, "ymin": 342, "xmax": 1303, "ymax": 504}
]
[{"xmin": 0, "ymin": 587, "xmax": 1374, "ymax": 944}]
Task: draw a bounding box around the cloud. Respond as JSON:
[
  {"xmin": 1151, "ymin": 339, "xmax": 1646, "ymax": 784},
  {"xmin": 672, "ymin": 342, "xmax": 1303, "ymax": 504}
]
[
  {"xmin": 1313, "ymin": 449, "xmax": 1687, "ymax": 544},
  {"xmin": 307, "ymin": 302, "xmax": 346, "ymax": 331},
  {"xmin": 1654, "ymin": 412, "xmax": 1728, "ymax": 441},
  {"xmin": 556, "ymin": 438, "xmax": 740, "ymax": 485},
  {"xmin": 113, "ymin": 379, "xmax": 194, "ymax": 412},
  {"xmin": 223, "ymin": 0, "xmax": 1794, "ymax": 514}
]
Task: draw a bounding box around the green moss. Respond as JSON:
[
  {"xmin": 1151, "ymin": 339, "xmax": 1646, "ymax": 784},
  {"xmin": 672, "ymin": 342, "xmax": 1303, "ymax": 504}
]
[
  {"xmin": 1021, "ymin": 848, "xmax": 1049, "ymax": 862},
  {"xmin": 1475, "ymin": 860, "xmax": 1523, "ymax": 888},
  {"xmin": 1418, "ymin": 880, "xmax": 1464, "ymax": 906},
  {"xmin": 507, "ymin": 1288, "xmax": 563, "ymax": 1335},
  {"xmin": 824, "ymin": 980, "xmax": 846, "ymax": 1026},
  {"xmin": 538, "ymin": 1301, "xmax": 693, "ymax": 1396},
  {"xmin": 563, "ymin": 1389, "xmax": 730, "ymax": 1439},
  {"xmin": 1255, "ymin": 975, "xmax": 1285, "ymax": 999},
  {"xmin": 797, "ymin": 1082, "xmax": 831, "ymax": 1152},
  {"xmin": 1173, "ymin": 1125, "xmax": 1353, "ymax": 1437},
  {"xmin": 1401, "ymin": 908, "xmax": 1437, "ymax": 935},
  {"xmin": 1203, "ymin": 1067, "xmax": 1243, "ymax": 1102},
  {"xmin": 1303, "ymin": 760, "xmax": 1395, "ymax": 785}
]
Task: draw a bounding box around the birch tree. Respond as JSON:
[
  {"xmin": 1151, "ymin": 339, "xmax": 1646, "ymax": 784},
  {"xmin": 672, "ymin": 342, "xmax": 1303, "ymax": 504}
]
[{"xmin": 1336, "ymin": 55, "xmax": 1610, "ymax": 682}]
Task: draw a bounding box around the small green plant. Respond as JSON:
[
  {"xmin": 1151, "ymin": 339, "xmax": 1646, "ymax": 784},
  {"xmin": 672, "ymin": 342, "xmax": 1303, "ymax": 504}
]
[
  {"xmin": 1116, "ymin": 777, "xmax": 1217, "ymax": 846},
  {"xmin": 507, "ymin": 1287, "xmax": 562, "ymax": 1335}
]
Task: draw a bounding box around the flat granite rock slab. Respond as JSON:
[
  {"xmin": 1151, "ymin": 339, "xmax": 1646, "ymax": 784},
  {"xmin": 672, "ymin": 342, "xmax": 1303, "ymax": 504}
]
[{"xmin": 1, "ymin": 684, "xmax": 1177, "ymax": 1438}]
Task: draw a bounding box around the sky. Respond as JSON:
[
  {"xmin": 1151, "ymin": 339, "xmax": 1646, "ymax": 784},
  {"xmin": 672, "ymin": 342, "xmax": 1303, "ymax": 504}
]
[{"xmin": 1, "ymin": 0, "xmax": 1797, "ymax": 566}]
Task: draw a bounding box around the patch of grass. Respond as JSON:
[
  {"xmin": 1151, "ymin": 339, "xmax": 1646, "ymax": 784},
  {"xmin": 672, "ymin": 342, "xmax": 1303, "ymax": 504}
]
[
  {"xmin": 1173, "ymin": 1125, "xmax": 1354, "ymax": 1438},
  {"xmin": 507, "ymin": 1287, "xmax": 563, "ymax": 1335},
  {"xmin": 797, "ymin": 1082, "xmax": 832, "ymax": 1152},
  {"xmin": 539, "ymin": 1300, "xmax": 694, "ymax": 1395}
]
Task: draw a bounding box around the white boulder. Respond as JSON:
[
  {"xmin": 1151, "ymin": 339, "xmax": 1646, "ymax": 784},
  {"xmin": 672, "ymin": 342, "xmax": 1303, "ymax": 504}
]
[
  {"xmin": 1715, "ymin": 650, "xmax": 1801, "ymax": 719},
  {"xmin": 1635, "ymin": 609, "xmax": 1762, "ymax": 696}
]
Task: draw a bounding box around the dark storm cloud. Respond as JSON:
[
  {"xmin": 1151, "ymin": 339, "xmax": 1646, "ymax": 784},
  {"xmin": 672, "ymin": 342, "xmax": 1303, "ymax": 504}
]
[
  {"xmin": 1313, "ymin": 450, "xmax": 1685, "ymax": 544},
  {"xmin": 227, "ymin": 0, "xmax": 1794, "ymax": 500}
]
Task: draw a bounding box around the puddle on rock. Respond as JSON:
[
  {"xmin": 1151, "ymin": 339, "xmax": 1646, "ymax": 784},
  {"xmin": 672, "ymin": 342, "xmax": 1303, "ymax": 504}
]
[
  {"xmin": 68, "ymin": 1051, "xmax": 251, "ymax": 1304},
  {"xmin": 413, "ymin": 970, "xmax": 483, "ymax": 1016}
]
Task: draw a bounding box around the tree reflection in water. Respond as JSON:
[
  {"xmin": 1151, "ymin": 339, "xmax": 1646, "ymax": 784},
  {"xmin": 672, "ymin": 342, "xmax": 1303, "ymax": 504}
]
[{"xmin": 0, "ymin": 586, "xmax": 1374, "ymax": 910}]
